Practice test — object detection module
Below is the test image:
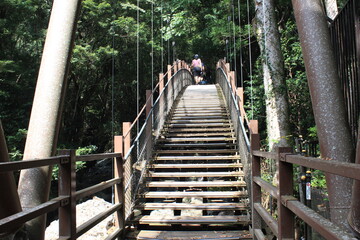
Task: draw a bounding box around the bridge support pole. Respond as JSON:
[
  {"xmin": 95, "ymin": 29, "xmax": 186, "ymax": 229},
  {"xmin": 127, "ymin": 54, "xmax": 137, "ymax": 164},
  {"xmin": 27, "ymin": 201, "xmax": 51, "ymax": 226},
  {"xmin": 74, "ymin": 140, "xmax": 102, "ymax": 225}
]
[
  {"xmin": 292, "ymin": 0, "xmax": 355, "ymax": 228},
  {"xmin": 0, "ymin": 121, "xmax": 22, "ymax": 237},
  {"xmin": 17, "ymin": 0, "xmax": 82, "ymax": 239}
]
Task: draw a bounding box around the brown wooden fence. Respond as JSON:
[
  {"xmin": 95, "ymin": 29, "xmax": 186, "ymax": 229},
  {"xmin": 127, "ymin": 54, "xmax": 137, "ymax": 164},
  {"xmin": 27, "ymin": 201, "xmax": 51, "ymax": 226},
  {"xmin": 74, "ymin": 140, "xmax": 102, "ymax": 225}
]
[
  {"xmin": 250, "ymin": 133, "xmax": 359, "ymax": 240},
  {"xmin": 0, "ymin": 150, "xmax": 124, "ymax": 240}
]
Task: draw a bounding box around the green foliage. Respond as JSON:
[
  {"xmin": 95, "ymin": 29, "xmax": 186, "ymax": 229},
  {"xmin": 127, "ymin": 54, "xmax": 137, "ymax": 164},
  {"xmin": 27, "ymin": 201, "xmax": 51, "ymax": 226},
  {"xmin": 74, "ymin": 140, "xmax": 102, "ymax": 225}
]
[
  {"xmin": 52, "ymin": 145, "xmax": 98, "ymax": 180},
  {"xmin": 7, "ymin": 128, "xmax": 27, "ymax": 161},
  {"xmin": 0, "ymin": 0, "xmax": 319, "ymax": 176},
  {"xmin": 311, "ymin": 169, "xmax": 327, "ymax": 189}
]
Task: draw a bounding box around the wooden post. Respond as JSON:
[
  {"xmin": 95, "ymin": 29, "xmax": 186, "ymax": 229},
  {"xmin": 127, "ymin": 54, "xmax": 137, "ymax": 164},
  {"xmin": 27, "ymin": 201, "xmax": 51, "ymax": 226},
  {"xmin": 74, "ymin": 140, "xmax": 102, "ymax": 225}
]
[
  {"xmin": 249, "ymin": 120, "xmax": 259, "ymax": 135},
  {"xmin": 58, "ymin": 149, "xmax": 76, "ymax": 239},
  {"xmin": 167, "ymin": 65, "xmax": 172, "ymax": 82},
  {"xmin": 251, "ymin": 133, "xmax": 262, "ymax": 235},
  {"xmin": 230, "ymin": 71, "xmax": 236, "ymax": 95},
  {"xmin": 122, "ymin": 122, "xmax": 132, "ymax": 217},
  {"xmin": 146, "ymin": 90, "xmax": 152, "ymax": 117},
  {"xmin": 159, "ymin": 73, "xmax": 164, "ymax": 93},
  {"xmin": 236, "ymin": 87, "xmax": 244, "ymax": 119},
  {"xmin": 277, "ymin": 147, "xmax": 294, "ymax": 239},
  {"xmin": 145, "ymin": 90, "xmax": 153, "ymax": 154},
  {"xmin": 174, "ymin": 61, "xmax": 178, "ymax": 73},
  {"xmin": 225, "ymin": 63, "xmax": 230, "ymax": 73},
  {"xmin": 114, "ymin": 136, "xmax": 125, "ymax": 237}
]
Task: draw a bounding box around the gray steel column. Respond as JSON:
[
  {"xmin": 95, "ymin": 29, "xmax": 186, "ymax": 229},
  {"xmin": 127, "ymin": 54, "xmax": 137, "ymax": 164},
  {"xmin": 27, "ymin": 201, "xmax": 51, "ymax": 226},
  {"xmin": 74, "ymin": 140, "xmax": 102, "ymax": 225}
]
[
  {"xmin": 0, "ymin": 121, "xmax": 22, "ymax": 236},
  {"xmin": 17, "ymin": 0, "xmax": 82, "ymax": 239},
  {"xmin": 292, "ymin": 0, "xmax": 355, "ymax": 228}
]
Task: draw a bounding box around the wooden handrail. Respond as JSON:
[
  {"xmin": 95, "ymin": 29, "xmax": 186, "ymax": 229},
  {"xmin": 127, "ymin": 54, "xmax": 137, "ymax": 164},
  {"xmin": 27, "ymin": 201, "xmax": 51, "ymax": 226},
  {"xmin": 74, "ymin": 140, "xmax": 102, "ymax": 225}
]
[
  {"xmin": 251, "ymin": 133, "xmax": 358, "ymax": 239},
  {"xmin": 217, "ymin": 59, "xmax": 254, "ymax": 135},
  {"xmin": 0, "ymin": 151, "xmax": 125, "ymax": 239},
  {"xmin": 123, "ymin": 62, "xmax": 189, "ymax": 139},
  {"xmin": 0, "ymin": 156, "xmax": 65, "ymax": 172}
]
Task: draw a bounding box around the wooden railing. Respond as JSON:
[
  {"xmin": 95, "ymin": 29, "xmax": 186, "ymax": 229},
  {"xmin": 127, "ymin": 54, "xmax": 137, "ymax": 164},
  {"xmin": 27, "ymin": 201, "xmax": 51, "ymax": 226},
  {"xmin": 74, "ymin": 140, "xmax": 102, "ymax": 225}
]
[
  {"xmin": 217, "ymin": 59, "xmax": 257, "ymax": 137},
  {"xmin": 123, "ymin": 60, "xmax": 191, "ymax": 140},
  {"xmin": 251, "ymin": 133, "xmax": 359, "ymax": 240},
  {"xmin": 0, "ymin": 150, "xmax": 125, "ymax": 240}
]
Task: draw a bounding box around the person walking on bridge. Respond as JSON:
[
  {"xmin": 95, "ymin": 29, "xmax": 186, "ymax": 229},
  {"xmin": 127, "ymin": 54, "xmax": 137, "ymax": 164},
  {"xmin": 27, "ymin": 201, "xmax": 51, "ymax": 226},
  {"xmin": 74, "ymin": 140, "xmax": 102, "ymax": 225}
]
[{"xmin": 191, "ymin": 54, "xmax": 203, "ymax": 84}]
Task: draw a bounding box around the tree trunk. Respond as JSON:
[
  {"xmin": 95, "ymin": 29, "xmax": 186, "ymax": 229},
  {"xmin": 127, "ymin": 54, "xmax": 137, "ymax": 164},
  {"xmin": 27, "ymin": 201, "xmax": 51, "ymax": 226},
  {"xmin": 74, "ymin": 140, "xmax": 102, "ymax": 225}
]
[
  {"xmin": 324, "ymin": 0, "xmax": 338, "ymax": 20},
  {"xmin": 292, "ymin": 0, "xmax": 354, "ymax": 229},
  {"xmin": 17, "ymin": 0, "xmax": 82, "ymax": 239},
  {"xmin": 254, "ymin": 0, "xmax": 290, "ymax": 151}
]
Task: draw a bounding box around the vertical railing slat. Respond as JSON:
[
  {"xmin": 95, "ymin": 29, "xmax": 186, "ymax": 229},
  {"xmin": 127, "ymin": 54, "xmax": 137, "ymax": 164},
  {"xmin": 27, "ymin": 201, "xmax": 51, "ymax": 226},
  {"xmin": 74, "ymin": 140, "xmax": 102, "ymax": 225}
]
[
  {"xmin": 277, "ymin": 147, "xmax": 294, "ymax": 239},
  {"xmin": 58, "ymin": 149, "xmax": 76, "ymax": 239}
]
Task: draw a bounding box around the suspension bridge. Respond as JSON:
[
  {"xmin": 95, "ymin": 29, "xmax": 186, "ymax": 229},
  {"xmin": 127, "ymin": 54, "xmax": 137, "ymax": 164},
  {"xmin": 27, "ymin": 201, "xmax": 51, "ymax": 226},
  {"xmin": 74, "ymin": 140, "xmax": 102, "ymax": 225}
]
[{"xmin": 0, "ymin": 0, "xmax": 359, "ymax": 239}]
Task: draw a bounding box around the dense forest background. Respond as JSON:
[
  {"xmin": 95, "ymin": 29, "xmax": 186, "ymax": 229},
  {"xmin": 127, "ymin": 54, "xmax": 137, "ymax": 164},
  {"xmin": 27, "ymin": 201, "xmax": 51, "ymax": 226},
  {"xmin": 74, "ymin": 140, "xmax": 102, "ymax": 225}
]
[{"xmin": 0, "ymin": 0, "xmax": 347, "ymax": 160}]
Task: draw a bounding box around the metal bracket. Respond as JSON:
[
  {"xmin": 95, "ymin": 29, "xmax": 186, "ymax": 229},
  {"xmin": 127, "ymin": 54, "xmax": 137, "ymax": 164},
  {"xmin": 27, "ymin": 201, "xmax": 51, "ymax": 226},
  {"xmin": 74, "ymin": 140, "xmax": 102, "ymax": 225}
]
[
  {"xmin": 60, "ymin": 157, "xmax": 70, "ymax": 164},
  {"xmin": 281, "ymin": 195, "xmax": 297, "ymax": 207},
  {"xmin": 60, "ymin": 198, "xmax": 70, "ymax": 206}
]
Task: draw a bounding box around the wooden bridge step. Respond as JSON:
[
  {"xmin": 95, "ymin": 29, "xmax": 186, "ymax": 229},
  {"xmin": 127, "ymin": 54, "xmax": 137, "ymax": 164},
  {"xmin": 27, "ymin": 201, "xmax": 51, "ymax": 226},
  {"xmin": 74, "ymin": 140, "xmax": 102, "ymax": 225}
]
[
  {"xmin": 166, "ymin": 128, "xmax": 233, "ymax": 133},
  {"xmin": 136, "ymin": 202, "xmax": 248, "ymax": 211},
  {"xmin": 168, "ymin": 123, "xmax": 232, "ymax": 128},
  {"xmin": 149, "ymin": 171, "xmax": 244, "ymax": 178},
  {"xmin": 168, "ymin": 119, "xmax": 229, "ymax": 124},
  {"xmin": 171, "ymin": 116, "xmax": 228, "ymax": 120},
  {"xmin": 158, "ymin": 143, "xmax": 237, "ymax": 148},
  {"xmin": 135, "ymin": 230, "xmax": 252, "ymax": 240},
  {"xmin": 155, "ymin": 149, "xmax": 238, "ymax": 154},
  {"xmin": 150, "ymin": 163, "xmax": 243, "ymax": 169},
  {"xmin": 164, "ymin": 132, "xmax": 234, "ymax": 137},
  {"xmin": 135, "ymin": 216, "xmax": 250, "ymax": 225},
  {"xmin": 157, "ymin": 137, "xmax": 236, "ymax": 142},
  {"xmin": 173, "ymin": 105, "xmax": 225, "ymax": 109},
  {"xmin": 142, "ymin": 191, "xmax": 247, "ymax": 198},
  {"xmin": 170, "ymin": 114, "xmax": 229, "ymax": 119},
  {"xmin": 146, "ymin": 181, "xmax": 246, "ymax": 188},
  {"xmin": 173, "ymin": 109, "xmax": 227, "ymax": 113},
  {"xmin": 154, "ymin": 155, "xmax": 240, "ymax": 161}
]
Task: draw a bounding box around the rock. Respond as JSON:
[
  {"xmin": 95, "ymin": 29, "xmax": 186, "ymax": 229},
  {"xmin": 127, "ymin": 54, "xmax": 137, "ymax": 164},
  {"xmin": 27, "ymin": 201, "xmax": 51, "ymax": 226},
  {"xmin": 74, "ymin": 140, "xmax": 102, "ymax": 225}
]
[{"xmin": 45, "ymin": 197, "xmax": 114, "ymax": 240}]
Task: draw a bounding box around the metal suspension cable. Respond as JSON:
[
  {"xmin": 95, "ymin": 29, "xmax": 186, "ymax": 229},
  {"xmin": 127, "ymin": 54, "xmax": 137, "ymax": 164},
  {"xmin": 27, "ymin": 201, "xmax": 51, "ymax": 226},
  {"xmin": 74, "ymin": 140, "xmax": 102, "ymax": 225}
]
[
  {"xmin": 246, "ymin": 0, "xmax": 254, "ymax": 119},
  {"xmin": 136, "ymin": 0, "xmax": 140, "ymax": 134},
  {"xmin": 228, "ymin": 15, "xmax": 232, "ymax": 65},
  {"xmin": 237, "ymin": 0, "xmax": 244, "ymax": 87},
  {"xmin": 151, "ymin": 1, "xmax": 154, "ymax": 94},
  {"xmin": 111, "ymin": 35, "xmax": 115, "ymax": 146},
  {"xmin": 111, "ymin": 22, "xmax": 115, "ymax": 206},
  {"xmin": 161, "ymin": 0, "xmax": 164, "ymax": 72},
  {"xmin": 232, "ymin": 0, "xmax": 237, "ymax": 79},
  {"xmin": 167, "ymin": 16, "xmax": 170, "ymax": 66}
]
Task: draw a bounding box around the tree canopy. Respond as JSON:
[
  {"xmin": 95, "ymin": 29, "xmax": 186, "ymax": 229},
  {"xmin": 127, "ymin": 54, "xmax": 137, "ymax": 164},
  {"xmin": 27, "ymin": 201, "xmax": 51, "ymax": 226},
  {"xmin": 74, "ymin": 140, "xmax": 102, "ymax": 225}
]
[{"xmin": 1, "ymin": 0, "xmax": 317, "ymax": 157}]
